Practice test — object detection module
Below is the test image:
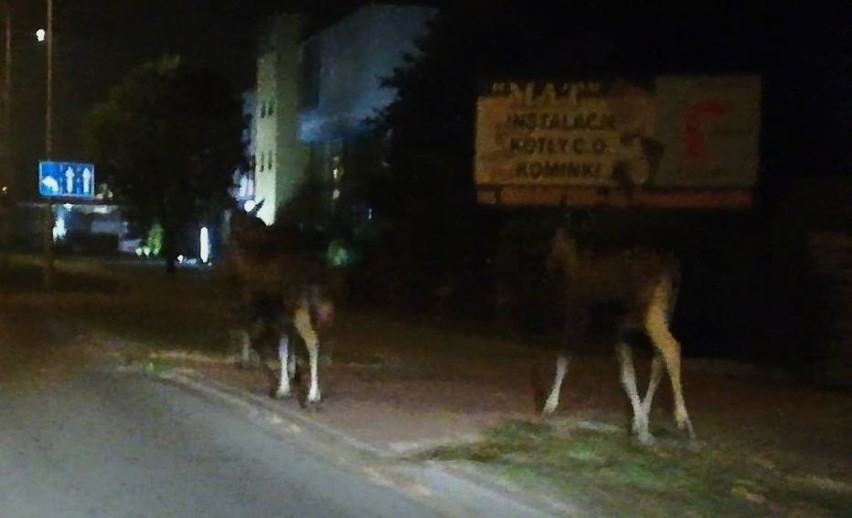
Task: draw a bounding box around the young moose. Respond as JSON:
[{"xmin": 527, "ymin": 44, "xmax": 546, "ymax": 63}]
[
  {"xmin": 543, "ymin": 227, "xmax": 695, "ymax": 444},
  {"xmin": 223, "ymin": 205, "xmax": 335, "ymax": 406}
]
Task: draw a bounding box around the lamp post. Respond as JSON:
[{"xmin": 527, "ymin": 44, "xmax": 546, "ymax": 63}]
[
  {"xmin": 0, "ymin": 1, "xmax": 12, "ymax": 268},
  {"xmin": 41, "ymin": 0, "xmax": 54, "ymax": 288},
  {"xmin": 44, "ymin": 1, "xmax": 52, "ymax": 160},
  {"xmin": 1, "ymin": 0, "xmax": 10, "ymax": 162}
]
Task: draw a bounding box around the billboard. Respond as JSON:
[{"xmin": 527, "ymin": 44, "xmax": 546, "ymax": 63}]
[{"xmin": 474, "ymin": 75, "xmax": 761, "ymax": 208}]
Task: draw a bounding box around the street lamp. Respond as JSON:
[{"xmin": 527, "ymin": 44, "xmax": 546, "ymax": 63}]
[
  {"xmin": 45, "ymin": 1, "xmax": 53, "ymax": 161},
  {"xmin": 0, "ymin": 1, "xmax": 11, "ymax": 267},
  {"xmin": 1, "ymin": 3, "xmax": 11, "ymax": 171},
  {"xmin": 41, "ymin": 0, "xmax": 54, "ymax": 288}
]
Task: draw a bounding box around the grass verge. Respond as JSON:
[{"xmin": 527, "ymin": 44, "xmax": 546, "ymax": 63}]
[{"xmin": 417, "ymin": 418, "xmax": 851, "ymax": 517}]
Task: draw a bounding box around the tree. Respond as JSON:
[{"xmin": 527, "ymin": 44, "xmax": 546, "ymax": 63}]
[
  {"xmin": 366, "ymin": 2, "xmax": 720, "ymax": 318},
  {"xmin": 83, "ymin": 55, "xmax": 245, "ymax": 272},
  {"xmin": 369, "ymin": 2, "xmax": 623, "ymax": 264}
]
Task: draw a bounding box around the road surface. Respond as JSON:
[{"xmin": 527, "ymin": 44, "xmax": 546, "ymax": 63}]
[
  {"xmin": 0, "ymin": 304, "xmax": 559, "ymax": 518},
  {"xmin": 2, "ymin": 366, "xmax": 446, "ymax": 517}
]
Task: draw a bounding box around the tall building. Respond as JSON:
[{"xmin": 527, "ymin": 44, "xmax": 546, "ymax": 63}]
[
  {"xmin": 253, "ymin": 13, "xmax": 309, "ymax": 225},
  {"xmin": 251, "ymin": 4, "xmax": 435, "ymax": 226}
]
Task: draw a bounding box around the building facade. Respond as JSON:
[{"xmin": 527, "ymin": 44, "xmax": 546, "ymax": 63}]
[
  {"xmin": 253, "ymin": 13, "xmax": 310, "ymax": 225},
  {"xmin": 251, "ymin": 4, "xmax": 435, "ymax": 226}
]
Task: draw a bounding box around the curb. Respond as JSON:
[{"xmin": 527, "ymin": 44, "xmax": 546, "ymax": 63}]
[
  {"xmin": 146, "ymin": 365, "xmax": 852, "ymax": 516},
  {"xmin": 157, "ymin": 368, "xmax": 388, "ymax": 457},
  {"xmin": 148, "ymin": 366, "xmax": 576, "ymax": 518}
]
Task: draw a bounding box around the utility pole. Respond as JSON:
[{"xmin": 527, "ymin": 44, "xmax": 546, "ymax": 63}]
[
  {"xmin": 0, "ymin": 0, "xmax": 12, "ymax": 268},
  {"xmin": 1, "ymin": 0, "xmax": 10, "ymax": 160},
  {"xmin": 2, "ymin": 2, "xmax": 9, "ymax": 146},
  {"xmin": 43, "ymin": 0, "xmax": 54, "ymax": 289},
  {"xmin": 46, "ymin": 0, "xmax": 52, "ymax": 159}
]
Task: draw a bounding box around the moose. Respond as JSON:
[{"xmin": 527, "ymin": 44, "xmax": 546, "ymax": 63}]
[
  {"xmin": 542, "ymin": 226, "xmax": 696, "ymax": 445},
  {"xmin": 222, "ymin": 202, "xmax": 336, "ymax": 407}
]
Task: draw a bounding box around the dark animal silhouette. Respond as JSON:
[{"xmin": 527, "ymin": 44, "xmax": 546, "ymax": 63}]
[
  {"xmin": 543, "ymin": 227, "xmax": 695, "ymax": 444},
  {"xmin": 222, "ymin": 204, "xmax": 335, "ymax": 405}
]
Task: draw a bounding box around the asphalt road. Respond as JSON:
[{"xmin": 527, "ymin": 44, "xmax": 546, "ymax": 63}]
[
  {"xmin": 1, "ymin": 365, "xmax": 447, "ymax": 518},
  {"xmin": 0, "ymin": 302, "xmax": 561, "ymax": 518},
  {"xmin": 0, "ymin": 299, "xmax": 439, "ymax": 518}
]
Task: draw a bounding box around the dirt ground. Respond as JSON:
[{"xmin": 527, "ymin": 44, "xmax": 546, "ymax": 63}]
[
  {"xmin": 170, "ymin": 309, "xmax": 851, "ymax": 492},
  {"xmin": 175, "ymin": 311, "xmax": 543, "ymax": 453}
]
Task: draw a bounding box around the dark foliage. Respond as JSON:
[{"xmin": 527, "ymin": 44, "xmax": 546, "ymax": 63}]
[
  {"xmin": 362, "ymin": 2, "xmax": 849, "ymax": 362},
  {"xmin": 82, "ymin": 56, "xmax": 245, "ymax": 272}
]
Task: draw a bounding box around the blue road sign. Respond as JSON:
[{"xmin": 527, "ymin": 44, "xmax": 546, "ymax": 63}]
[{"xmin": 39, "ymin": 161, "xmax": 96, "ymax": 198}]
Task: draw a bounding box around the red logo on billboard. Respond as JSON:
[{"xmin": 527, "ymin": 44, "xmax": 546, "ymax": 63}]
[{"xmin": 683, "ymin": 99, "xmax": 731, "ymax": 160}]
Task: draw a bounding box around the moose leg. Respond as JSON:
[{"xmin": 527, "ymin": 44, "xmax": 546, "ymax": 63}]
[
  {"xmin": 287, "ymin": 340, "xmax": 297, "ymax": 382},
  {"xmin": 542, "ymin": 353, "xmax": 569, "ymax": 415},
  {"xmin": 645, "ymin": 307, "xmax": 696, "ymax": 441},
  {"xmin": 235, "ymin": 329, "xmax": 258, "ymax": 369},
  {"xmin": 273, "ymin": 334, "xmax": 292, "ymax": 398},
  {"xmin": 640, "ymin": 353, "xmax": 664, "ymax": 428},
  {"xmin": 294, "ymin": 306, "xmax": 321, "ymax": 405},
  {"xmin": 543, "ymin": 314, "xmax": 585, "ymax": 415},
  {"xmin": 616, "ymin": 342, "xmax": 653, "ymax": 444}
]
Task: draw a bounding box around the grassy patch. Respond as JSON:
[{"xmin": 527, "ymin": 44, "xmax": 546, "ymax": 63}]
[
  {"xmin": 1, "ymin": 256, "xmax": 233, "ymax": 356},
  {"xmin": 0, "ymin": 257, "xmax": 120, "ymax": 294},
  {"xmin": 418, "ymin": 419, "xmax": 851, "ymax": 516},
  {"xmin": 134, "ymin": 356, "xmax": 179, "ymax": 374},
  {"xmin": 62, "ymin": 301, "xmax": 232, "ymax": 355}
]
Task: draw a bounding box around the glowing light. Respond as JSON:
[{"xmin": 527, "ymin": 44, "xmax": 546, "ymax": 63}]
[
  {"xmin": 63, "ymin": 203, "xmax": 73, "ymax": 210},
  {"xmin": 36, "ymin": 29, "xmax": 46, "ymax": 42},
  {"xmin": 53, "ymin": 214, "xmax": 66, "ymax": 241},
  {"xmin": 327, "ymin": 240, "xmax": 351, "ymax": 267},
  {"xmin": 199, "ymin": 227, "xmax": 210, "ymax": 263},
  {"xmin": 177, "ymin": 254, "xmax": 185, "ymax": 263},
  {"xmin": 243, "ymin": 199, "xmax": 257, "ymax": 213},
  {"xmin": 332, "ymin": 188, "xmax": 340, "ymax": 200}
]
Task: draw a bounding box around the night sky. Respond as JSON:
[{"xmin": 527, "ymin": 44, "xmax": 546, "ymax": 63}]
[
  {"xmin": 6, "ymin": 0, "xmax": 850, "ymax": 198},
  {"xmin": 9, "ymin": 1, "xmax": 269, "ymax": 176}
]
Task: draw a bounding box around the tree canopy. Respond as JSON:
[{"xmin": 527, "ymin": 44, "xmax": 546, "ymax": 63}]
[
  {"xmin": 369, "ymin": 2, "xmax": 654, "ymax": 259},
  {"xmin": 82, "ymin": 55, "xmax": 245, "ymax": 271}
]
